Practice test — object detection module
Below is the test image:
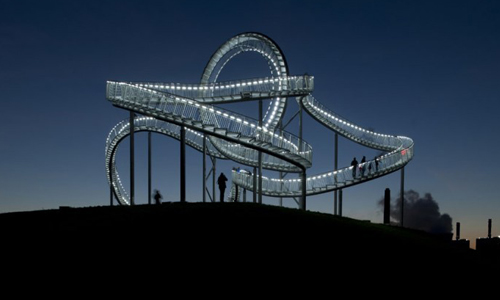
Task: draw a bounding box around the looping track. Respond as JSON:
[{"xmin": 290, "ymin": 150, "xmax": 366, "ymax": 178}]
[{"xmin": 105, "ymin": 32, "xmax": 414, "ymax": 205}]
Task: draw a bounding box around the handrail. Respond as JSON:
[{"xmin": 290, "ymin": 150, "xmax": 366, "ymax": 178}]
[
  {"xmin": 107, "ymin": 81, "xmax": 313, "ymax": 164},
  {"xmin": 126, "ymin": 75, "xmax": 314, "ymax": 102},
  {"xmin": 231, "ymin": 139, "xmax": 413, "ymax": 197},
  {"xmin": 105, "ymin": 116, "xmax": 228, "ymax": 205},
  {"xmin": 300, "ymin": 95, "xmax": 402, "ymax": 151},
  {"xmin": 105, "ymin": 32, "xmax": 414, "ymax": 206}
]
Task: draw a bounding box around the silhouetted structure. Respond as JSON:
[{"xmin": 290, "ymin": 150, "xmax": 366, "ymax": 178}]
[
  {"xmin": 476, "ymin": 219, "xmax": 500, "ymax": 255},
  {"xmin": 383, "ymin": 188, "xmax": 390, "ymax": 225},
  {"xmin": 451, "ymin": 222, "xmax": 470, "ymax": 250},
  {"xmin": 104, "ymin": 32, "xmax": 414, "ymax": 211},
  {"xmin": 234, "ymin": 184, "xmax": 239, "ymax": 202},
  {"xmin": 218, "ymin": 172, "xmax": 228, "ymax": 202}
]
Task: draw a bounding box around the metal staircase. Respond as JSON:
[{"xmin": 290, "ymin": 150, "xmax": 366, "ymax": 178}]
[
  {"xmin": 105, "ymin": 76, "xmax": 314, "ymax": 205},
  {"xmin": 105, "ymin": 32, "xmax": 414, "ymax": 207}
]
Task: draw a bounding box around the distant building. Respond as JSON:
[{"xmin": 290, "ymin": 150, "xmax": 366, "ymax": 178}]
[
  {"xmin": 451, "ymin": 239, "xmax": 470, "ymax": 251},
  {"xmin": 451, "ymin": 222, "xmax": 470, "ymax": 250},
  {"xmin": 475, "ymin": 219, "xmax": 499, "ymax": 258},
  {"xmin": 476, "ymin": 237, "xmax": 500, "ymax": 254}
]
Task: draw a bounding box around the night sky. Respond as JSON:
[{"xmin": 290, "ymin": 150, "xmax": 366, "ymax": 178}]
[{"xmin": 1, "ymin": 0, "xmax": 499, "ymax": 249}]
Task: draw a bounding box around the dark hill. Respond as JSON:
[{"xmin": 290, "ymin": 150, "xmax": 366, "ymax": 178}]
[{"xmin": 1, "ymin": 202, "xmax": 496, "ymax": 272}]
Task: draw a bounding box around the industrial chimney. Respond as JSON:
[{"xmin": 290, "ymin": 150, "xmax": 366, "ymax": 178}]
[
  {"xmin": 456, "ymin": 222, "xmax": 460, "ymax": 241},
  {"xmin": 488, "ymin": 219, "xmax": 492, "ymax": 239}
]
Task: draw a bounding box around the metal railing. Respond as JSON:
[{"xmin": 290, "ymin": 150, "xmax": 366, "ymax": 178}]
[
  {"xmin": 106, "ymin": 31, "xmax": 414, "ymax": 205},
  {"xmin": 127, "ymin": 75, "xmax": 314, "ymax": 101},
  {"xmin": 107, "ymin": 81, "xmax": 313, "ymax": 167},
  {"xmin": 231, "ymin": 138, "xmax": 413, "ymax": 197},
  {"xmin": 105, "ymin": 116, "xmax": 227, "ymax": 205},
  {"xmin": 301, "ymin": 95, "xmax": 402, "ymax": 151}
]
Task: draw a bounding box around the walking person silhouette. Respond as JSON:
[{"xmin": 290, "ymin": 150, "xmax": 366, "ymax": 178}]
[
  {"xmin": 217, "ymin": 172, "xmax": 228, "ymax": 202},
  {"xmin": 351, "ymin": 157, "xmax": 358, "ymax": 178},
  {"xmin": 360, "ymin": 156, "xmax": 366, "ymax": 177},
  {"xmin": 153, "ymin": 189, "xmax": 162, "ymax": 205}
]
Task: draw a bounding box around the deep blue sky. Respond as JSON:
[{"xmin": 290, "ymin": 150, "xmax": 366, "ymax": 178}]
[{"xmin": 1, "ymin": 0, "xmax": 499, "ymax": 248}]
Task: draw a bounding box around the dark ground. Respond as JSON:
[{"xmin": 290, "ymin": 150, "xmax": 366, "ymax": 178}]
[{"xmin": 1, "ymin": 202, "xmax": 498, "ymax": 278}]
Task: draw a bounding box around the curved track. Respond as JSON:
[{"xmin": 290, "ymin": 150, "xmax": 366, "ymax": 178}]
[{"xmin": 105, "ymin": 32, "xmax": 414, "ymax": 205}]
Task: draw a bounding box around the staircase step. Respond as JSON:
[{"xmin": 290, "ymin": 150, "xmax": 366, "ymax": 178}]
[
  {"xmin": 226, "ymin": 132, "xmax": 241, "ymax": 138},
  {"xmin": 182, "ymin": 118, "xmax": 193, "ymax": 125},
  {"xmin": 192, "ymin": 121, "xmax": 203, "ymax": 127},
  {"xmin": 214, "ymin": 128, "xmax": 227, "ymax": 135},
  {"xmin": 238, "ymin": 136, "xmax": 253, "ymax": 143}
]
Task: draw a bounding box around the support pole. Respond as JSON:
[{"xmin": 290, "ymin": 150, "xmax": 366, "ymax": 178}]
[
  {"xmin": 129, "ymin": 111, "xmax": 135, "ymax": 206},
  {"xmin": 339, "ymin": 189, "xmax": 343, "ymax": 217},
  {"xmin": 300, "ymin": 170, "xmax": 307, "ymax": 210},
  {"xmin": 279, "ymin": 171, "xmax": 283, "ymax": 207},
  {"xmin": 213, "ymin": 157, "xmax": 216, "ymax": 203},
  {"xmin": 110, "ymin": 183, "xmax": 114, "ymax": 206},
  {"xmin": 334, "ymin": 133, "xmax": 338, "ymax": 215},
  {"xmin": 258, "ymin": 99, "xmax": 263, "ymax": 204},
  {"xmin": 203, "ymin": 135, "xmax": 206, "ymax": 203},
  {"xmin": 180, "ymin": 126, "xmax": 186, "ymax": 203},
  {"xmin": 253, "ymin": 166, "xmax": 257, "ymax": 203},
  {"xmin": 298, "ymin": 98, "xmax": 306, "ymax": 210},
  {"xmin": 148, "ymin": 131, "xmax": 152, "ymax": 205},
  {"xmin": 400, "ymin": 166, "xmax": 405, "ymax": 227},
  {"xmin": 299, "ymin": 99, "xmax": 303, "ymax": 151}
]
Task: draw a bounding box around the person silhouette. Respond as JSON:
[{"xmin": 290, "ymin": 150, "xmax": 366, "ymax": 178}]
[
  {"xmin": 351, "ymin": 157, "xmax": 358, "ymax": 178},
  {"xmin": 217, "ymin": 172, "xmax": 228, "ymax": 202},
  {"xmin": 153, "ymin": 189, "xmax": 162, "ymax": 205}
]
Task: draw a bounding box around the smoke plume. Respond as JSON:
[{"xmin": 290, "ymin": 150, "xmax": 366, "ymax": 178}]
[{"xmin": 378, "ymin": 190, "xmax": 452, "ymax": 234}]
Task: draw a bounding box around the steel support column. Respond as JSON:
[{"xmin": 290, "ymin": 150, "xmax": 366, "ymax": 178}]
[
  {"xmin": 339, "ymin": 189, "xmax": 343, "ymax": 216},
  {"xmin": 203, "ymin": 135, "xmax": 206, "ymax": 203},
  {"xmin": 110, "ymin": 183, "xmax": 114, "ymax": 206},
  {"xmin": 148, "ymin": 131, "xmax": 152, "ymax": 205},
  {"xmin": 298, "ymin": 98, "xmax": 305, "ymax": 210},
  {"xmin": 213, "ymin": 157, "xmax": 216, "ymax": 203},
  {"xmin": 334, "ymin": 133, "xmax": 338, "ymax": 215},
  {"xmin": 279, "ymin": 171, "xmax": 283, "ymax": 207},
  {"xmin": 253, "ymin": 166, "xmax": 257, "ymax": 203},
  {"xmin": 180, "ymin": 126, "xmax": 186, "ymax": 203},
  {"xmin": 400, "ymin": 166, "xmax": 405, "ymax": 227},
  {"xmin": 300, "ymin": 170, "xmax": 306, "ymax": 210},
  {"xmin": 129, "ymin": 111, "xmax": 135, "ymax": 206},
  {"xmin": 258, "ymin": 99, "xmax": 263, "ymax": 204}
]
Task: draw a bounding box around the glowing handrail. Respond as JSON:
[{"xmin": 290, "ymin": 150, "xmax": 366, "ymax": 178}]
[
  {"xmin": 128, "ymin": 75, "xmax": 313, "ymax": 103},
  {"xmin": 105, "ymin": 32, "xmax": 413, "ymax": 206},
  {"xmin": 107, "ymin": 81, "xmax": 312, "ymax": 165},
  {"xmin": 231, "ymin": 140, "xmax": 413, "ymax": 197}
]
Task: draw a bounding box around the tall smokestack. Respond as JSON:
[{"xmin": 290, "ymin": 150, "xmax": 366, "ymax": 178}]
[
  {"xmin": 384, "ymin": 188, "xmax": 390, "ymax": 225},
  {"xmin": 456, "ymin": 222, "xmax": 460, "ymax": 240},
  {"xmin": 488, "ymin": 219, "xmax": 492, "ymax": 239}
]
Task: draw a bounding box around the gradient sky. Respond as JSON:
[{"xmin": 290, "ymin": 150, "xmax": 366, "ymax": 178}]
[{"xmin": 1, "ymin": 0, "xmax": 499, "ymax": 249}]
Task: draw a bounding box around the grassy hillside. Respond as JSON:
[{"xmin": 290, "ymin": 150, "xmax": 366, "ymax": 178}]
[{"xmin": 1, "ymin": 202, "xmax": 496, "ymax": 271}]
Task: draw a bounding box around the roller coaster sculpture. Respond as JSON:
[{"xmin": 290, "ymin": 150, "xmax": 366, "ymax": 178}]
[{"xmin": 105, "ymin": 32, "xmax": 414, "ymax": 210}]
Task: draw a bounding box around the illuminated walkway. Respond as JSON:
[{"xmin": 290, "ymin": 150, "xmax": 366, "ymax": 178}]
[{"xmin": 105, "ymin": 32, "xmax": 413, "ymax": 208}]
